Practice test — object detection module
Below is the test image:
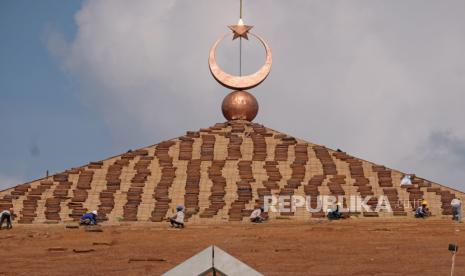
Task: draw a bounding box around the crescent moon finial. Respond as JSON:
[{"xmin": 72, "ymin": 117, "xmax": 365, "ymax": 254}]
[
  {"xmin": 208, "ymin": 33, "xmax": 272, "ymax": 91},
  {"xmin": 210, "ymin": 15, "xmax": 272, "ymax": 122}
]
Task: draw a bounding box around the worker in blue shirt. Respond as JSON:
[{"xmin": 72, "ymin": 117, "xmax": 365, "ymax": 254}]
[{"xmin": 80, "ymin": 210, "xmax": 98, "ymax": 225}]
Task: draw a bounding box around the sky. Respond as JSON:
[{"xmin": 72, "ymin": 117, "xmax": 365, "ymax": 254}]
[{"xmin": 1, "ymin": 0, "xmax": 465, "ymax": 191}]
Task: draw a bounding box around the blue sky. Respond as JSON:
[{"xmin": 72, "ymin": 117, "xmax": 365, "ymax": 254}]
[
  {"xmin": 1, "ymin": 1, "xmax": 465, "ymax": 191},
  {"xmin": 0, "ymin": 1, "xmax": 115, "ymax": 187}
]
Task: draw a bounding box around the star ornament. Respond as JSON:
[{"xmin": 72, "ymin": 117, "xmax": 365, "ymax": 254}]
[{"xmin": 228, "ymin": 24, "xmax": 253, "ymax": 40}]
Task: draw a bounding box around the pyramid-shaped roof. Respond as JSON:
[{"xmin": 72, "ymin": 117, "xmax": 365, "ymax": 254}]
[{"xmin": 1, "ymin": 120, "xmax": 463, "ymax": 224}]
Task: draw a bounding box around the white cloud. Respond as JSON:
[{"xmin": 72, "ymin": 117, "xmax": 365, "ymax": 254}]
[{"xmin": 48, "ymin": 0, "xmax": 465, "ymax": 191}]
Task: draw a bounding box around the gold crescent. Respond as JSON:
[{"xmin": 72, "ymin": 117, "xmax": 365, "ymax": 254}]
[{"xmin": 208, "ymin": 33, "xmax": 272, "ymax": 90}]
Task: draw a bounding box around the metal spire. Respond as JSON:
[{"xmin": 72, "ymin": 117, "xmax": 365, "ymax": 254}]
[{"xmin": 239, "ymin": 0, "xmax": 243, "ymax": 76}]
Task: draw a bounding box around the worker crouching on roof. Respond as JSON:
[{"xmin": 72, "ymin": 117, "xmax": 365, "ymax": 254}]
[
  {"xmin": 170, "ymin": 205, "xmax": 185, "ymax": 228},
  {"xmin": 250, "ymin": 207, "xmax": 265, "ymax": 223},
  {"xmin": 327, "ymin": 202, "xmax": 343, "ymax": 220},
  {"xmin": 0, "ymin": 208, "xmax": 14, "ymax": 230},
  {"xmin": 451, "ymin": 198, "xmax": 462, "ymax": 223},
  {"xmin": 415, "ymin": 200, "xmax": 431, "ymax": 218},
  {"xmin": 80, "ymin": 210, "xmax": 98, "ymax": 225}
]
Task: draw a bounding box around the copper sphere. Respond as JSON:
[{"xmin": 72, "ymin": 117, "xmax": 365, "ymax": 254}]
[{"xmin": 222, "ymin": 91, "xmax": 259, "ymax": 121}]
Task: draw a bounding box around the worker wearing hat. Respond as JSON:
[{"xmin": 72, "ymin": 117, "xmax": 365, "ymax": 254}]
[
  {"xmin": 415, "ymin": 200, "xmax": 430, "ymax": 218},
  {"xmin": 451, "ymin": 198, "xmax": 462, "ymax": 223},
  {"xmin": 169, "ymin": 205, "xmax": 185, "ymax": 228},
  {"xmin": 80, "ymin": 210, "xmax": 98, "ymax": 225},
  {"xmin": 327, "ymin": 202, "xmax": 343, "ymax": 220},
  {"xmin": 250, "ymin": 207, "xmax": 265, "ymax": 223},
  {"xmin": 0, "ymin": 207, "xmax": 14, "ymax": 230}
]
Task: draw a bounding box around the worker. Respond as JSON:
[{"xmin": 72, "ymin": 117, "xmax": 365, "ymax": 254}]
[
  {"xmin": 250, "ymin": 207, "xmax": 265, "ymax": 223},
  {"xmin": 422, "ymin": 200, "xmax": 431, "ymax": 216},
  {"xmin": 326, "ymin": 208, "xmax": 333, "ymax": 218},
  {"xmin": 415, "ymin": 200, "xmax": 430, "ymax": 218},
  {"xmin": 80, "ymin": 210, "xmax": 98, "ymax": 225},
  {"xmin": 170, "ymin": 205, "xmax": 185, "ymax": 228},
  {"xmin": 0, "ymin": 208, "xmax": 13, "ymax": 230},
  {"xmin": 451, "ymin": 198, "xmax": 462, "ymax": 223},
  {"xmin": 327, "ymin": 202, "xmax": 343, "ymax": 220}
]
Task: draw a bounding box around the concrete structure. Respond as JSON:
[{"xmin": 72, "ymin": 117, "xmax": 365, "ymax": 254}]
[{"xmin": 163, "ymin": 245, "xmax": 262, "ymax": 276}]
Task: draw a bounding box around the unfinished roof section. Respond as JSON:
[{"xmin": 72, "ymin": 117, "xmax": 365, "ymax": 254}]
[{"xmin": 0, "ymin": 120, "xmax": 463, "ymax": 224}]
